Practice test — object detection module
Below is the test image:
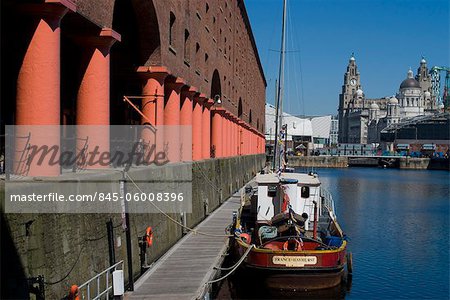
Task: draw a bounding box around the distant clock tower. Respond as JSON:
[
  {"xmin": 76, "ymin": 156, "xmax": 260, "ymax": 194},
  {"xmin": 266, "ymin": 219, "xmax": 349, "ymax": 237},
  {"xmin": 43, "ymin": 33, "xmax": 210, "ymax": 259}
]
[{"xmin": 338, "ymin": 53, "xmax": 362, "ymax": 143}]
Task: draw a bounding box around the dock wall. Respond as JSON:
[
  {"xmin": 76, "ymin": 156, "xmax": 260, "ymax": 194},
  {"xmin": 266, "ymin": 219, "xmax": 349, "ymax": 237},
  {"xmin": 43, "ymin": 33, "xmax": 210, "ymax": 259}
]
[
  {"xmin": 287, "ymin": 156, "xmax": 349, "ymax": 168},
  {"xmin": 0, "ymin": 154, "xmax": 265, "ymax": 299},
  {"xmin": 288, "ymin": 156, "xmax": 439, "ymax": 170},
  {"xmin": 399, "ymin": 157, "xmax": 431, "ymax": 170}
]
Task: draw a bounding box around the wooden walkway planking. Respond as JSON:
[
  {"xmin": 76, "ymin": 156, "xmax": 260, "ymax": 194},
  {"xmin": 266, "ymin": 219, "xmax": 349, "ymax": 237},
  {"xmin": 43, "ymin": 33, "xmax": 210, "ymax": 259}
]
[{"xmin": 127, "ymin": 193, "xmax": 242, "ymax": 300}]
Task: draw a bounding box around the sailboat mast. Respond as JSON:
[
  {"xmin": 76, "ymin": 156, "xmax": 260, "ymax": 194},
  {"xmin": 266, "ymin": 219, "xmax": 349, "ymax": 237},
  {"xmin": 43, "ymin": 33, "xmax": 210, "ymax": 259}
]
[{"xmin": 273, "ymin": 0, "xmax": 288, "ymax": 172}]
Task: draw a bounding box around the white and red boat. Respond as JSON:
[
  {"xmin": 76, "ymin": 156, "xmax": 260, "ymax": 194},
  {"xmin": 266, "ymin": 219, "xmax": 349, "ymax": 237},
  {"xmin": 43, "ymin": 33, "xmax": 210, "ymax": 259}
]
[
  {"xmin": 229, "ymin": 0, "xmax": 351, "ymax": 291},
  {"xmin": 231, "ymin": 172, "xmax": 352, "ymax": 291}
]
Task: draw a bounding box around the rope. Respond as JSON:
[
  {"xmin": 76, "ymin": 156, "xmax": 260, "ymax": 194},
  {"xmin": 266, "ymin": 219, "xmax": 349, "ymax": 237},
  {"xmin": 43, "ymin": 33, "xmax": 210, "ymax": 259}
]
[
  {"xmin": 206, "ymin": 244, "xmax": 255, "ymax": 284},
  {"xmin": 125, "ymin": 172, "xmax": 232, "ymax": 238}
]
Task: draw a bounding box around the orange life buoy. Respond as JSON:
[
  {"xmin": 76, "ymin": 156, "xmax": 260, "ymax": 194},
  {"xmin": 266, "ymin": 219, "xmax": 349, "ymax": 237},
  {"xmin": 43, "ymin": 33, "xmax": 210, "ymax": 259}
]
[
  {"xmin": 145, "ymin": 226, "xmax": 153, "ymax": 247},
  {"xmin": 283, "ymin": 239, "xmax": 302, "ymax": 251},
  {"xmin": 240, "ymin": 233, "xmax": 251, "ymax": 244},
  {"xmin": 68, "ymin": 285, "xmax": 80, "ymax": 300}
]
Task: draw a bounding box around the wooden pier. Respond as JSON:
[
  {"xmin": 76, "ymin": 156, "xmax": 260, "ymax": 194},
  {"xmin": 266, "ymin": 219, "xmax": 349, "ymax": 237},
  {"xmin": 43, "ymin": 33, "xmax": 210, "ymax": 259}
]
[{"xmin": 127, "ymin": 193, "xmax": 241, "ymax": 300}]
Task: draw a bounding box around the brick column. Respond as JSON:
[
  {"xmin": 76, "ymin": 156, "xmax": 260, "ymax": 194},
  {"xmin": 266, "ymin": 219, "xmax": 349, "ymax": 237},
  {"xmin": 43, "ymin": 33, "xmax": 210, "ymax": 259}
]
[
  {"xmin": 238, "ymin": 120, "xmax": 244, "ymax": 156},
  {"xmin": 211, "ymin": 108, "xmax": 225, "ymax": 158},
  {"xmin": 137, "ymin": 66, "xmax": 169, "ymax": 163},
  {"xmin": 76, "ymin": 28, "xmax": 120, "ymax": 169},
  {"xmin": 180, "ymin": 86, "xmax": 197, "ymax": 161},
  {"xmin": 137, "ymin": 66, "xmax": 170, "ymax": 126},
  {"xmin": 164, "ymin": 77, "xmax": 186, "ymax": 163},
  {"xmin": 230, "ymin": 116, "xmax": 237, "ymax": 156},
  {"xmin": 244, "ymin": 124, "xmax": 250, "ymax": 155},
  {"xmin": 222, "ymin": 113, "xmax": 229, "ymax": 157},
  {"xmin": 192, "ymin": 93, "xmax": 206, "ymax": 161},
  {"xmin": 202, "ymin": 99, "xmax": 214, "ymax": 159},
  {"xmin": 250, "ymin": 129, "xmax": 255, "ymax": 154},
  {"xmin": 15, "ymin": 1, "xmax": 75, "ymax": 176}
]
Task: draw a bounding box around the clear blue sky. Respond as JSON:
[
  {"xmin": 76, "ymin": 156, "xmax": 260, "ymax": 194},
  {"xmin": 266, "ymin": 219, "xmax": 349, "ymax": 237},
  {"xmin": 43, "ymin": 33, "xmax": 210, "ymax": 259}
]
[{"xmin": 245, "ymin": 0, "xmax": 449, "ymax": 116}]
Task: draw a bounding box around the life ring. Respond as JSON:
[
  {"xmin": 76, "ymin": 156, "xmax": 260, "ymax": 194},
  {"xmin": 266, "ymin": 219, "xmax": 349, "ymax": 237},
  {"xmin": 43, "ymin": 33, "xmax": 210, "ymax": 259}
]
[
  {"xmin": 145, "ymin": 227, "xmax": 153, "ymax": 247},
  {"xmin": 283, "ymin": 238, "xmax": 302, "ymax": 251},
  {"xmin": 68, "ymin": 285, "xmax": 79, "ymax": 300},
  {"xmin": 240, "ymin": 233, "xmax": 251, "ymax": 244}
]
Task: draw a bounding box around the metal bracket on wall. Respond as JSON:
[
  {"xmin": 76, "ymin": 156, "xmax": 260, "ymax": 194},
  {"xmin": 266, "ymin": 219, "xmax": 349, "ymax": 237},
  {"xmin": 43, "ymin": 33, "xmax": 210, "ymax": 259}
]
[{"xmin": 27, "ymin": 275, "xmax": 45, "ymax": 300}]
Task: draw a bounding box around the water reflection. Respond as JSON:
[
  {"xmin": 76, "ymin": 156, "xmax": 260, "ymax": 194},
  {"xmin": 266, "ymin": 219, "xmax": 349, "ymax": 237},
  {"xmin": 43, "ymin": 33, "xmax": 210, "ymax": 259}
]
[
  {"xmin": 214, "ymin": 168, "xmax": 449, "ymax": 299},
  {"xmin": 214, "ymin": 267, "xmax": 352, "ymax": 300}
]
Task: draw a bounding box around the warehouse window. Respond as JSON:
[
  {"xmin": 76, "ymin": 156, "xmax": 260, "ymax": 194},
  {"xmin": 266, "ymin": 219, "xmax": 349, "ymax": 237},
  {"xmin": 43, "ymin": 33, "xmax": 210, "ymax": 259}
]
[
  {"xmin": 184, "ymin": 29, "xmax": 190, "ymax": 62},
  {"xmin": 169, "ymin": 12, "xmax": 176, "ymax": 46}
]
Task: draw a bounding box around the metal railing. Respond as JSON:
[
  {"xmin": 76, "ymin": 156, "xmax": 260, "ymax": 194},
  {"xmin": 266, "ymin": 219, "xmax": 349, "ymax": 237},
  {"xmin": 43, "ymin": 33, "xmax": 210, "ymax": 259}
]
[
  {"xmin": 78, "ymin": 260, "xmax": 123, "ymax": 300},
  {"xmin": 320, "ymin": 187, "xmax": 336, "ymax": 219}
]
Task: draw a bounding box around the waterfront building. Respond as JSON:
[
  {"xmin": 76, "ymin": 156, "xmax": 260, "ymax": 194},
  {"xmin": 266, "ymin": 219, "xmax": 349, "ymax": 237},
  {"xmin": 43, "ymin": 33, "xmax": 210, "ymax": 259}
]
[
  {"xmin": 1, "ymin": 1, "xmax": 267, "ymax": 298},
  {"xmin": 265, "ymin": 104, "xmax": 313, "ymax": 154},
  {"xmin": 330, "ymin": 116, "xmax": 339, "ymax": 146},
  {"xmin": 1, "ymin": 0, "xmax": 266, "ymax": 175},
  {"xmin": 380, "ymin": 112, "xmax": 450, "ymax": 156},
  {"xmin": 338, "ymin": 55, "xmax": 439, "ymax": 144},
  {"xmin": 311, "ymin": 115, "xmax": 332, "ymax": 148}
]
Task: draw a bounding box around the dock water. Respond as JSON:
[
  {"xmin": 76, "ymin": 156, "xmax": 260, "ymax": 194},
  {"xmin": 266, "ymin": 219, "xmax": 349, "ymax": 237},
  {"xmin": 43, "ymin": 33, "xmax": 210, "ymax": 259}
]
[{"xmin": 127, "ymin": 192, "xmax": 241, "ymax": 299}]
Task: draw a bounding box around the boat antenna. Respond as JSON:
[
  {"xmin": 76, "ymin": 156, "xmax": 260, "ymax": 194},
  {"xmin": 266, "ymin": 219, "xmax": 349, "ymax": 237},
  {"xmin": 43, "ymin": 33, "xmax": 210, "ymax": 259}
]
[{"xmin": 273, "ymin": 0, "xmax": 288, "ymax": 172}]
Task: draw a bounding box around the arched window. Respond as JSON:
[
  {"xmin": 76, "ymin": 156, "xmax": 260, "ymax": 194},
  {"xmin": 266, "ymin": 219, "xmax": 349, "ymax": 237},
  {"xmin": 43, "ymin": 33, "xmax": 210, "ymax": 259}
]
[
  {"xmin": 184, "ymin": 29, "xmax": 190, "ymax": 62},
  {"xmin": 169, "ymin": 12, "xmax": 176, "ymax": 46},
  {"xmin": 238, "ymin": 98, "xmax": 243, "ymax": 118}
]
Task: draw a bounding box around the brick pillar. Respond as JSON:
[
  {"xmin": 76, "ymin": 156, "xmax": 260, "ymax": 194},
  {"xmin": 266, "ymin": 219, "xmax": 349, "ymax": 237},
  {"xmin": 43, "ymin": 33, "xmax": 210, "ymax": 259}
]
[
  {"xmin": 211, "ymin": 108, "xmax": 225, "ymax": 158},
  {"xmin": 238, "ymin": 121, "xmax": 244, "ymax": 156},
  {"xmin": 244, "ymin": 124, "xmax": 250, "ymax": 155},
  {"xmin": 250, "ymin": 129, "xmax": 255, "ymax": 154},
  {"xmin": 137, "ymin": 66, "xmax": 169, "ymax": 163},
  {"xmin": 222, "ymin": 113, "xmax": 229, "ymax": 157},
  {"xmin": 248, "ymin": 128, "xmax": 253, "ymax": 154},
  {"xmin": 180, "ymin": 86, "xmax": 197, "ymax": 161},
  {"xmin": 231, "ymin": 116, "xmax": 236, "ymax": 156},
  {"xmin": 164, "ymin": 77, "xmax": 186, "ymax": 163},
  {"xmin": 137, "ymin": 66, "xmax": 170, "ymax": 126},
  {"xmin": 15, "ymin": 1, "xmax": 75, "ymax": 176},
  {"xmin": 76, "ymin": 28, "xmax": 120, "ymax": 170},
  {"xmin": 192, "ymin": 93, "xmax": 206, "ymax": 161},
  {"xmin": 202, "ymin": 99, "xmax": 214, "ymax": 159}
]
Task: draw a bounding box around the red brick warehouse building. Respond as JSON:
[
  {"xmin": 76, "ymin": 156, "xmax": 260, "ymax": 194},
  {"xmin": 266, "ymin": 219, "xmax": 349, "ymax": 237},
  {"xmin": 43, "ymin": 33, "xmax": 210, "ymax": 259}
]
[{"xmin": 1, "ymin": 0, "xmax": 267, "ymax": 170}]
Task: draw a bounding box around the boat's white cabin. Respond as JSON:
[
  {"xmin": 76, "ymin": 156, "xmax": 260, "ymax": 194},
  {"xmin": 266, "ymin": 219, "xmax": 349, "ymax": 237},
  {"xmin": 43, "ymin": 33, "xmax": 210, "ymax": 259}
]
[{"xmin": 255, "ymin": 172, "xmax": 323, "ymax": 230}]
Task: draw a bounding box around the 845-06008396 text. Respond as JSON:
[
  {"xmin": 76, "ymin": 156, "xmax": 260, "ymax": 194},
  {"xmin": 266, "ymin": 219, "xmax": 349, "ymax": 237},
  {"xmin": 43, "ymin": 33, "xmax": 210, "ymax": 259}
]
[{"xmin": 9, "ymin": 192, "xmax": 185, "ymax": 202}]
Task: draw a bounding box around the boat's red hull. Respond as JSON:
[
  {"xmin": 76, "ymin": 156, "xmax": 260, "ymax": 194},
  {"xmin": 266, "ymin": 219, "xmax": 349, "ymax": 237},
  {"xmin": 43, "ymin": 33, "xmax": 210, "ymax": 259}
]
[{"xmin": 234, "ymin": 240, "xmax": 347, "ymax": 290}]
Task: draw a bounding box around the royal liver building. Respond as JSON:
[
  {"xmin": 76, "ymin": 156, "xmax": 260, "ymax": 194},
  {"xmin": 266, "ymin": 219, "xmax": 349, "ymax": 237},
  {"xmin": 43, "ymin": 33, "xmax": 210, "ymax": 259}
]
[{"xmin": 338, "ymin": 54, "xmax": 438, "ymax": 144}]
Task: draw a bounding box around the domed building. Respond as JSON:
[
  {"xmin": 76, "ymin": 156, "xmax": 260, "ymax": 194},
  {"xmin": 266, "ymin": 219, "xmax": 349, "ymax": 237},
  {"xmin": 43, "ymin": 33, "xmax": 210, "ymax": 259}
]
[
  {"xmin": 397, "ymin": 69, "xmax": 424, "ymax": 118},
  {"xmin": 339, "ymin": 55, "xmax": 439, "ymax": 144}
]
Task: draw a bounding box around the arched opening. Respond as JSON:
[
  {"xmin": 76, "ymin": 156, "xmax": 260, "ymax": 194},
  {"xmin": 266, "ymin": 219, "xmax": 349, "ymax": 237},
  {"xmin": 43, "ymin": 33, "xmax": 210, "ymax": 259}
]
[
  {"xmin": 210, "ymin": 69, "xmax": 221, "ymax": 99},
  {"xmin": 249, "ymin": 109, "xmax": 252, "ymax": 124},
  {"xmin": 110, "ymin": 0, "xmax": 161, "ymax": 124},
  {"xmin": 210, "ymin": 69, "xmax": 222, "ymax": 157},
  {"xmin": 169, "ymin": 12, "xmax": 176, "ymax": 46},
  {"xmin": 238, "ymin": 98, "xmax": 243, "ymax": 118}
]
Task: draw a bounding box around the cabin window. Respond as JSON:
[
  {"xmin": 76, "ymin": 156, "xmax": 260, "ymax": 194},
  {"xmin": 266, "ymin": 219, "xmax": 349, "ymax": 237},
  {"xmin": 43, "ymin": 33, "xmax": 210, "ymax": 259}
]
[
  {"xmin": 301, "ymin": 186, "xmax": 310, "ymax": 198},
  {"xmin": 267, "ymin": 186, "xmax": 277, "ymax": 198}
]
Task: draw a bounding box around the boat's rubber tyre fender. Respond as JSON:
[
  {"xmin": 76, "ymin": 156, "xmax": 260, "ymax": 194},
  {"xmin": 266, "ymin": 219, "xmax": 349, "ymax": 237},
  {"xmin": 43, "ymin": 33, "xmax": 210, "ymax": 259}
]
[{"xmin": 347, "ymin": 252, "xmax": 353, "ymax": 274}]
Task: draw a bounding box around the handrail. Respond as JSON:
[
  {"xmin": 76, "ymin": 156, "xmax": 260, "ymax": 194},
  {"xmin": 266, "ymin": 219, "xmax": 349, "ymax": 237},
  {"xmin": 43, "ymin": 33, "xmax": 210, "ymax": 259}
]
[
  {"xmin": 320, "ymin": 187, "xmax": 336, "ymax": 217},
  {"xmin": 78, "ymin": 260, "xmax": 123, "ymax": 300}
]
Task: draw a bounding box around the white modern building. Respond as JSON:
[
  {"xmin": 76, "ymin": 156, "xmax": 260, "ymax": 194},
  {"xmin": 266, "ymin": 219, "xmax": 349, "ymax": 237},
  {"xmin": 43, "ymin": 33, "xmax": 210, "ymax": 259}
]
[{"xmin": 265, "ymin": 103, "xmax": 313, "ymax": 153}]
